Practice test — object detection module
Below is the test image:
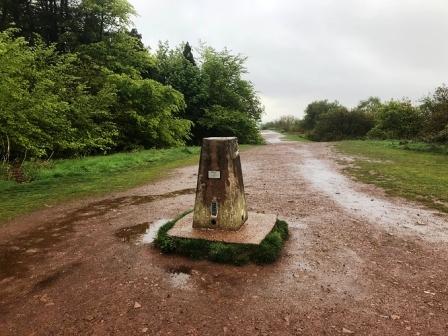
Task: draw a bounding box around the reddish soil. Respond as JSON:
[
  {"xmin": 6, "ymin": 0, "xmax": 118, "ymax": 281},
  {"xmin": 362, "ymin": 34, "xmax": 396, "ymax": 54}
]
[{"xmin": 1, "ymin": 131, "xmax": 448, "ymax": 335}]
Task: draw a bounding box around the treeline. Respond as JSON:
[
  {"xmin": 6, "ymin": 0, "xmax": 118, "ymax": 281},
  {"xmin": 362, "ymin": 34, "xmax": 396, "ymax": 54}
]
[
  {"xmin": 264, "ymin": 85, "xmax": 448, "ymax": 143},
  {"xmin": 0, "ymin": 0, "xmax": 263, "ymax": 162}
]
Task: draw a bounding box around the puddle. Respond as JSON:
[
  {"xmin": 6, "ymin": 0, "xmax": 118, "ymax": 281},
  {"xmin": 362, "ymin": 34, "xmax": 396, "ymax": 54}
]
[
  {"xmin": 166, "ymin": 266, "xmax": 192, "ymax": 290},
  {"xmin": 0, "ymin": 188, "xmax": 195, "ymax": 280},
  {"xmin": 115, "ymin": 219, "xmax": 170, "ymax": 245},
  {"xmin": 296, "ymin": 148, "xmax": 448, "ymax": 242}
]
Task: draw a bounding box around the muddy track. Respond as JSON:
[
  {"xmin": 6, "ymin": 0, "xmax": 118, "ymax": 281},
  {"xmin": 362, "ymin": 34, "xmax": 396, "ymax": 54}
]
[{"xmin": 1, "ymin": 131, "xmax": 448, "ymax": 335}]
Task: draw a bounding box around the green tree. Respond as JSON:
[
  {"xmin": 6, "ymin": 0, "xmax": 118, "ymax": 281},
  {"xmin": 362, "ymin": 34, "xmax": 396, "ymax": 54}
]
[
  {"xmin": 78, "ymin": 31, "xmax": 155, "ymax": 79},
  {"xmin": 0, "ymin": 30, "xmax": 117, "ymax": 161},
  {"xmin": 182, "ymin": 42, "xmax": 196, "ymax": 66},
  {"xmin": 79, "ymin": 0, "xmax": 136, "ymax": 42},
  {"xmin": 155, "ymin": 41, "xmax": 208, "ymax": 125},
  {"xmin": 155, "ymin": 43, "xmax": 263, "ymax": 144},
  {"xmin": 302, "ymin": 100, "xmax": 339, "ymax": 131},
  {"xmin": 355, "ymin": 97, "xmax": 382, "ymax": 120},
  {"xmin": 312, "ymin": 107, "xmax": 373, "ymax": 141},
  {"xmin": 420, "ymin": 85, "xmax": 448, "ymax": 142},
  {"xmin": 368, "ymin": 100, "xmax": 423, "ymax": 139},
  {"xmin": 109, "ymin": 74, "xmax": 192, "ymax": 149},
  {"xmin": 201, "ymin": 46, "xmax": 263, "ymax": 121},
  {"xmin": 198, "ymin": 106, "xmax": 262, "ymax": 144},
  {"xmin": 198, "ymin": 46, "xmax": 263, "ymax": 143}
]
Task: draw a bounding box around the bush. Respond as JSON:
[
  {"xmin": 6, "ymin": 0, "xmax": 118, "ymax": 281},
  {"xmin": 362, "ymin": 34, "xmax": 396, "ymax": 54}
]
[
  {"xmin": 367, "ymin": 100, "xmax": 423, "ymax": 140},
  {"xmin": 155, "ymin": 217, "xmax": 289, "ymax": 265},
  {"xmin": 420, "ymin": 85, "xmax": 448, "ymax": 143},
  {"xmin": 311, "ymin": 107, "xmax": 374, "ymax": 141},
  {"xmin": 302, "ymin": 100, "xmax": 340, "ymax": 131}
]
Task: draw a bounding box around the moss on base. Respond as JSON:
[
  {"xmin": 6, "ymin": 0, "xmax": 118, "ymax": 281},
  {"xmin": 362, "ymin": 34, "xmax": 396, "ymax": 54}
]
[{"xmin": 155, "ymin": 213, "xmax": 289, "ymax": 265}]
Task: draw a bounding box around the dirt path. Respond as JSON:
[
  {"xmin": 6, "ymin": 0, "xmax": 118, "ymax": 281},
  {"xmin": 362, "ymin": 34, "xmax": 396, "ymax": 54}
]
[{"xmin": 1, "ymin": 131, "xmax": 448, "ymax": 336}]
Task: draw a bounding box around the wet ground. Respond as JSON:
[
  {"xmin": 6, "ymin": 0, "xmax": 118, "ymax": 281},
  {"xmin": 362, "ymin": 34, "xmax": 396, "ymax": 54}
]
[{"xmin": 1, "ymin": 131, "xmax": 448, "ymax": 335}]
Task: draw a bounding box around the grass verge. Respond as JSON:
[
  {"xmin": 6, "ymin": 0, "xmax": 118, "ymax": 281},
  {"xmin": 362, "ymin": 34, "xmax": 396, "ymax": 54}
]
[
  {"xmin": 281, "ymin": 132, "xmax": 310, "ymax": 142},
  {"xmin": 0, "ymin": 147, "xmax": 200, "ymax": 222},
  {"xmin": 335, "ymin": 140, "xmax": 448, "ymax": 213},
  {"xmin": 155, "ymin": 214, "xmax": 289, "ymax": 265}
]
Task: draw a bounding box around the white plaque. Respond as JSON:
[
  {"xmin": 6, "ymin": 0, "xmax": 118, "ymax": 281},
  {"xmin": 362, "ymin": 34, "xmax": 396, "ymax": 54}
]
[{"xmin": 208, "ymin": 171, "xmax": 221, "ymax": 179}]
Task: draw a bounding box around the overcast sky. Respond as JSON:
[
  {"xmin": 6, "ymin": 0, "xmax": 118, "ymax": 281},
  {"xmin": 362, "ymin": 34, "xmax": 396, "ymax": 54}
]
[{"xmin": 130, "ymin": 0, "xmax": 448, "ymax": 122}]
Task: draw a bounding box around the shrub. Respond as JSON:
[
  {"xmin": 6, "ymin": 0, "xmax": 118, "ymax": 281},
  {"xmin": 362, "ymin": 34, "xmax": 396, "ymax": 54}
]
[
  {"xmin": 367, "ymin": 100, "xmax": 423, "ymax": 140},
  {"xmin": 311, "ymin": 107, "xmax": 374, "ymax": 141},
  {"xmin": 420, "ymin": 85, "xmax": 448, "ymax": 143}
]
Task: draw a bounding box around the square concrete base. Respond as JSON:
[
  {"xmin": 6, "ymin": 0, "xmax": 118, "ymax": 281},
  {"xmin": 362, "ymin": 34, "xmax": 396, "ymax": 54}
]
[{"xmin": 167, "ymin": 212, "xmax": 278, "ymax": 245}]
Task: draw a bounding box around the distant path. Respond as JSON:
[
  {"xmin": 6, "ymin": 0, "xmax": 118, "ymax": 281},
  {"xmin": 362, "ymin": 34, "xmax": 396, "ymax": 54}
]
[
  {"xmin": 1, "ymin": 131, "xmax": 448, "ymax": 335},
  {"xmin": 261, "ymin": 129, "xmax": 283, "ymax": 144}
]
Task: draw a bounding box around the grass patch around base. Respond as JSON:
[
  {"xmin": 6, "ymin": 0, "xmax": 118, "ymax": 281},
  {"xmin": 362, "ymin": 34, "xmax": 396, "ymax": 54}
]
[{"xmin": 155, "ymin": 214, "xmax": 289, "ymax": 265}]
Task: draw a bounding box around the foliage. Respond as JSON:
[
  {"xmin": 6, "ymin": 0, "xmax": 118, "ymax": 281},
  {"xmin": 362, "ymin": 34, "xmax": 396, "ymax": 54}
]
[
  {"xmin": 0, "ymin": 30, "xmax": 117, "ymax": 161},
  {"xmin": 1, "ymin": 0, "xmax": 265, "ymax": 165},
  {"xmin": 262, "ymin": 115, "xmax": 302, "ymax": 133},
  {"xmin": 78, "ymin": 31, "xmax": 156, "ymax": 78},
  {"xmin": 200, "ymin": 46, "xmax": 264, "ymax": 122},
  {"xmin": 296, "ymin": 100, "xmax": 374, "ymax": 141},
  {"xmin": 311, "ymin": 106, "xmax": 374, "ymax": 141},
  {"xmin": 198, "ymin": 106, "xmax": 263, "ymax": 144},
  {"xmin": 335, "ymin": 140, "xmax": 448, "ymax": 213},
  {"xmin": 420, "ymin": 85, "xmax": 448, "ymax": 143},
  {"xmin": 155, "ymin": 43, "xmax": 264, "ymax": 144},
  {"xmin": 367, "ymin": 100, "xmax": 423, "ymax": 140},
  {"xmin": 267, "ymin": 85, "xmax": 447, "ymax": 144},
  {"xmin": 0, "ymin": 0, "xmax": 136, "ymax": 48},
  {"xmin": 108, "ymin": 74, "xmax": 192, "ymax": 150},
  {"xmin": 155, "ymin": 218, "xmax": 289, "ymax": 265},
  {"xmin": 155, "ymin": 41, "xmax": 208, "ymax": 126},
  {"xmin": 354, "ymin": 97, "xmax": 382, "ymax": 119},
  {"xmin": 0, "ymin": 146, "xmax": 200, "ymax": 222},
  {"xmin": 302, "ymin": 100, "xmax": 340, "ymax": 131}
]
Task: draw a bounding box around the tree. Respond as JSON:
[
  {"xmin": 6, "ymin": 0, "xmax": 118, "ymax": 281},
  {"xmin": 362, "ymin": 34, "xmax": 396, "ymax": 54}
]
[
  {"xmin": 182, "ymin": 42, "xmax": 196, "ymax": 65},
  {"xmin": 79, "ymin": 0, "xmax": 136, "ymax": 42},
  {"xmin": 302, "ymin": 100, "xmax": 339, "ymax": 131},
  {"xmin": 0, "ymin": 30, "xmax": 117, "ymax": 161},
  {"xmin": 355, "ymin": 97, "xmax": 382, "ymax": 119},
  {"xmin": 201, "ymin": 46, "xmax": 263, "ymax": 121},
  {"xmin": 198, "ymin": 106, "xmax": 262, "ymax": 144},
  {"xmin": 155, "ymin": 43, "xmax": 264, "ymax": 144},
  {"xmin": 155, "ymin": 41, "xmax": 207, "ymax": 125},
  {"xmin": 109, "ymin": 74, "xmax": 192, "ymax": 149},
  {"xmin": 368, "ymin": 100, "xmax": 423, "ymax": 139},
  {"xmin": 420, "ymin": 85, "xmax": 448, "ymax": 142},
  {"xmin": 312, "ymin": 107, "xmax": 373, "ymax": 141},
  {"xmin": 198, "ymin": 46, "xmax": 264, "ymax": 143},
  {"xmin": 78, "ymin": 31, "xmax": 156, "ymax": 79}
]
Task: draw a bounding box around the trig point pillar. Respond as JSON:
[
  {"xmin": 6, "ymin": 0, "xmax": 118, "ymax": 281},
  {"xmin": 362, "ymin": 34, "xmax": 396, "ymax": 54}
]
[{"xmin": 193, "ymin": 137, "xmax": 248, "ymax": 230}]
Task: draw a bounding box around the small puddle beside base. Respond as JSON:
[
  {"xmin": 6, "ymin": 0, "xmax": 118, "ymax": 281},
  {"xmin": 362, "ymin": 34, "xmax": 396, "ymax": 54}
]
[{"xmin": 115, "ymin": 219, "xmax": 170, "ymax": 245}]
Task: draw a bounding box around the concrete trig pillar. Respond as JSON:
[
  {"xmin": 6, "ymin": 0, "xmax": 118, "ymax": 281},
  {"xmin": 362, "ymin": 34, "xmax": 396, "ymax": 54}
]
[{"xmin": 193, "ymin": 137, "xmax": 248, "ymax": 230}]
